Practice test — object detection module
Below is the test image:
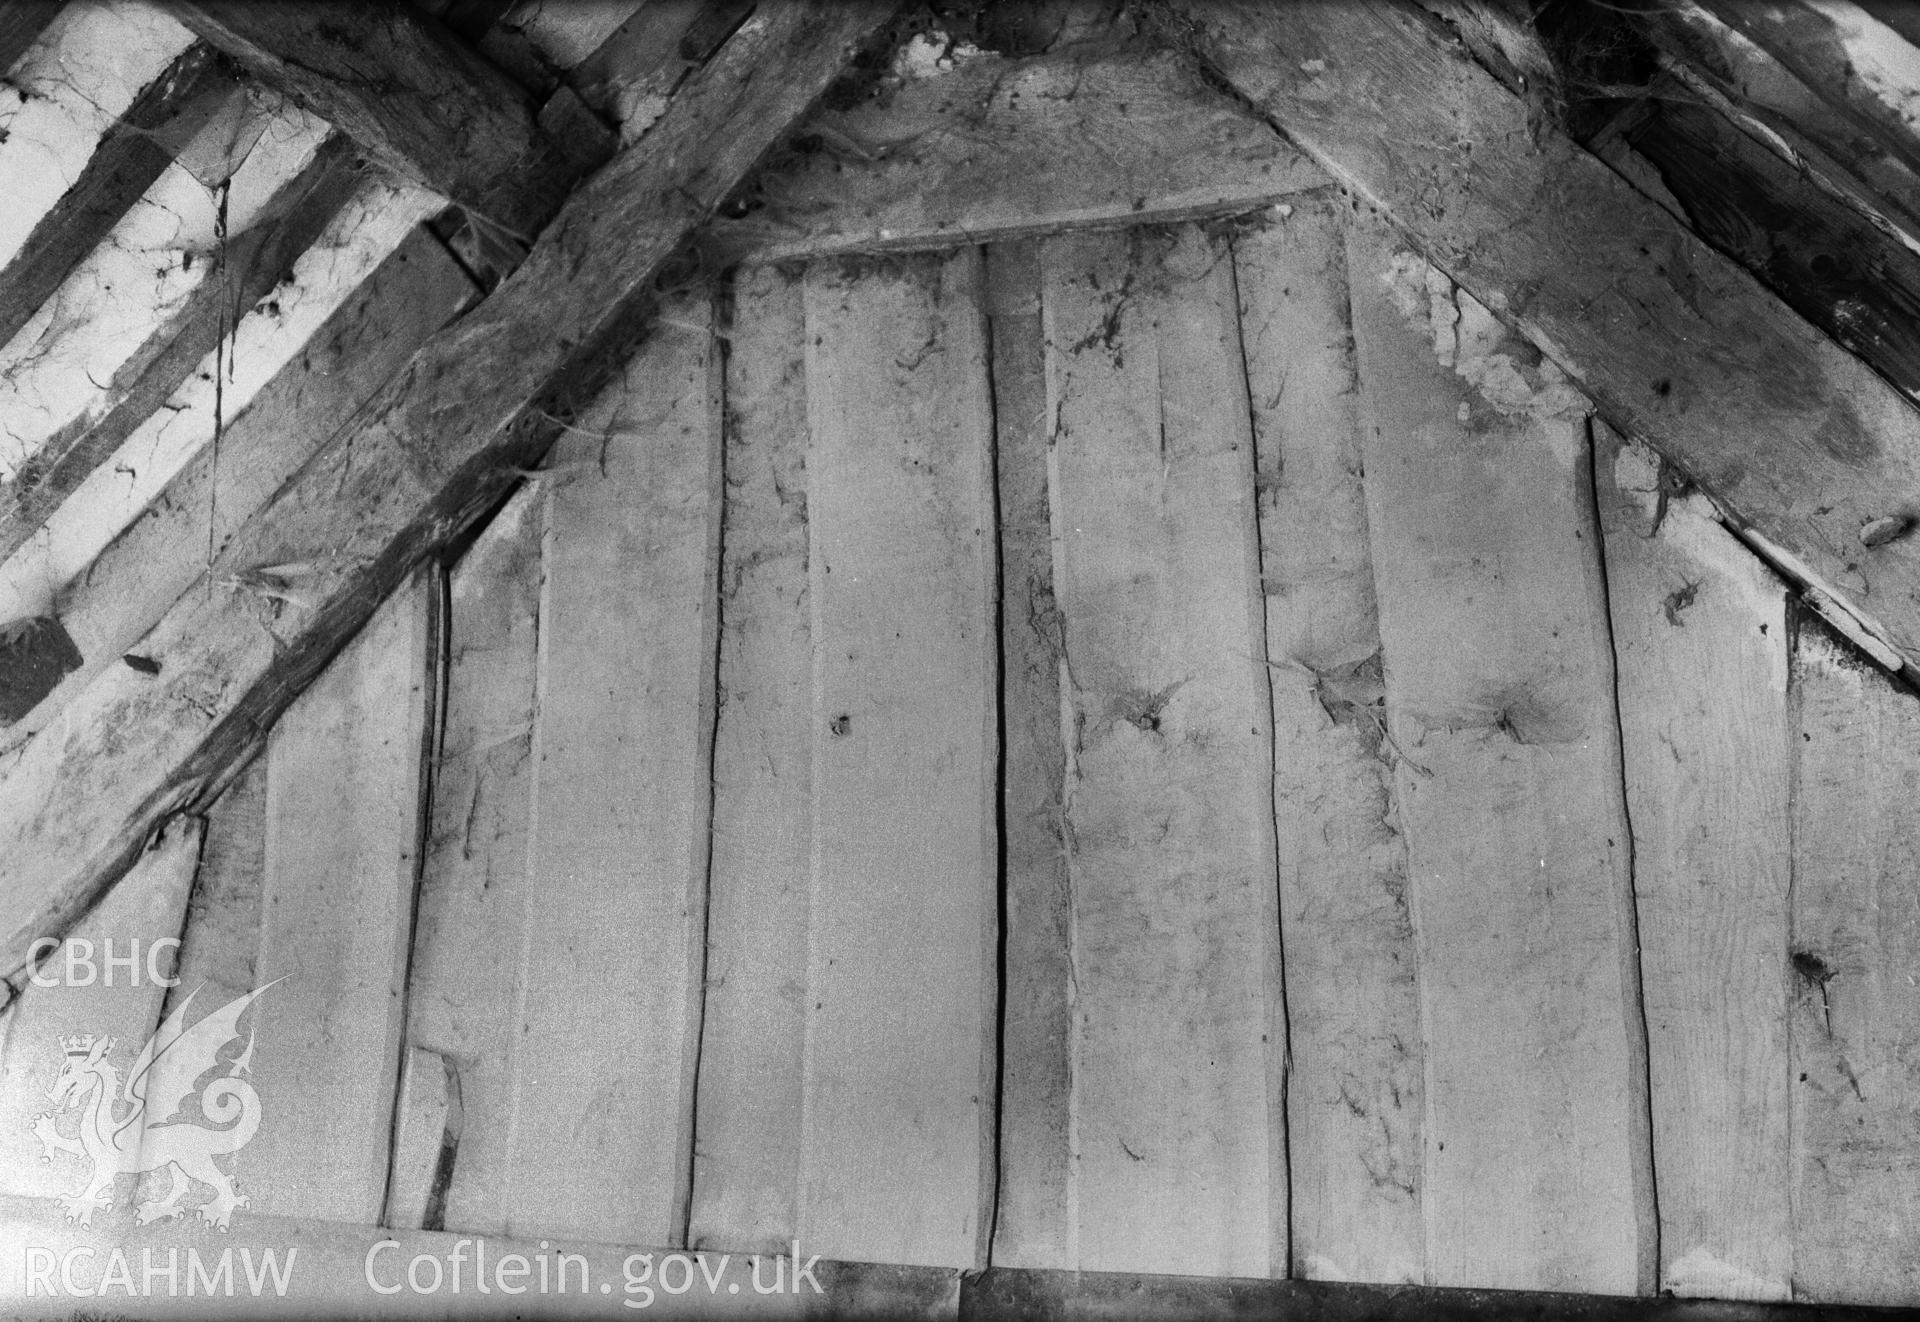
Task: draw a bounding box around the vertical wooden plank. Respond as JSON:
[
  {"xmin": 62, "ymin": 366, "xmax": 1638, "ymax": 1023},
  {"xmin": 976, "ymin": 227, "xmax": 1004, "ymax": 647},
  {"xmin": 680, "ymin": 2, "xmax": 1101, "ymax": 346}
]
[
  {"xmin": 1039, "ymin": 224, "xmax": 1285, "ymax": 1278},
  {"xmin": 0, "ymin": 818, "xmax": 201, "ymax": 1204},
  {"xmin": 1790, "ymin": 626, "xmax": 1920, "ymax": 1307},
  {"xmin": 403, "ymin": 485, "xmax": 541, "ymax": 1236},
  {"xmin": 1236, "ymin": 201, "xmax": 1424, "ymax": 1285},
  {"xmin": 687, "ymin": 266, "xmax": 813, "ymax": 1254},
  {"xmin": 165, "ymin": 756, "xmax": 266, "ymax": 1016},
  {"xmin": 800, "ymin": 250, "xmax": 998, "ymax": 1269},
  {"xmin": 1348, "ymin": 221, "xmax": 1654, "ymax": 1294},
  {"xmin": 503, "ymin": 295, "xmax": 723, "ymax": 1244},
  {"xmin": 244, "ymin": 566, "xmax": 439, "ymax": 1224},
  {"xmin": 1596, "ymin": 425, "xmax": 1793, "ymax": 1302},
  {"xmin": 385, "ymin": 1045, "xmax": 454, "ymax": 1230},
  {"xmin": 987, "ymin": 238, "xmax": 1077, "ymax": 1272}
]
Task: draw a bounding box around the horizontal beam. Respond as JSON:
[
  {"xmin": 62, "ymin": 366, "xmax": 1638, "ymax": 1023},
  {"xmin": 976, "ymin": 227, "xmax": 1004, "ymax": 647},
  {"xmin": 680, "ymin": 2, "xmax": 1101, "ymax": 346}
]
[
  {"xmin": 1182, "ymin": 0, "xmax": 1920, "ymax": 673},
  {"xmin": 164, "ymin": 1, "xmax": 597, "ymax": 237},
  {"xmin": 706, "ymin": 44, "xmax": 1328, "ymax": 265},
  {"xmin": 0, "ymin": 0, "xmax": 892, "ymax": 981}
]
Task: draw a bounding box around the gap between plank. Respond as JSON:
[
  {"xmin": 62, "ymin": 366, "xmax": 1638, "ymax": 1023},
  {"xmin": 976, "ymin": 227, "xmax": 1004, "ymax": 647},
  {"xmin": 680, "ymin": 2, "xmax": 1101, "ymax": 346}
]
[
  {"xmin": 1224, "ymin": 228, "xmax": 1295, "ymax": 1283},
  {"xmin": 376, "ymin": 565, "xmax": 449, "ymax": 1231},
  {"xmin": 1781, "ymin": 594, "xmax": 1806, "ymax": 1302},
  {"xmin": 679, "ymin": 275, "xmax": 734, "ymax": 1252},
  {"xmin": 980, "ymin": 242, "xmax": 1012, "ymax": 1272},
  {"xmin": 1584, "ymin": 416, "xmax": 1664, "ymax": 1296}
]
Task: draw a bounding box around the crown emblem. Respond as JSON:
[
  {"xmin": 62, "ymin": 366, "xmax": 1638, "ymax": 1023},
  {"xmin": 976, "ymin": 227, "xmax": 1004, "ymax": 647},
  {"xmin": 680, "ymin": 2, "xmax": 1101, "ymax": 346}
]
[{"xmin": 59, "ymin": 1033, "xmax": 96, "ymax": 1057}]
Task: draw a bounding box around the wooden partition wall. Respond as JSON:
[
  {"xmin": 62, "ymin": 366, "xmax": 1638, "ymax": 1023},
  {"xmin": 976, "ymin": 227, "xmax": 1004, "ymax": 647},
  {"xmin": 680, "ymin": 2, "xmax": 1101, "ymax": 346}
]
[{"xmin": 5, "ymin": 201, "xmax": 1919, "ymax": 1310}]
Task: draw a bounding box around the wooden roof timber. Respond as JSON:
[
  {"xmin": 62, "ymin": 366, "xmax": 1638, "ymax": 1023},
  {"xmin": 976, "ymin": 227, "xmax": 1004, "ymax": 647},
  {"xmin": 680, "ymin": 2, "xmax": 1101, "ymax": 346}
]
[
  {"xmin": 1702, "ymin": 1, "xmax": 1920, "ymax": 198},
  {"xmin": 1645, "ymin": 2, "xmax": 1920, "ymax": 252},
  {"xmin": 163, "ymin": 0, "xmax": 603, "ymax": 240},
  {"xmin": 7, "ymin": 0, "xmax": 1920, "ymax": 970},
  {"xmin": 0, "ymin": 135, "xmax": 365, "ymax": 565},
  {"xmin": 0, "ymin": 39, "xmax": 1315, "ymax": 745},
  {"xmin": 1181, "ymin": 0, "xmax": 1920, "ymax": 677},
  {"xmin": 0, "ymin": 229, "xmax": 478, "ymax": 756},
  {"xmin": 0, "ymin": 43, "xmax": 243, "ymax": 354},
  {"xmin": 0, "ymin": 0, "xmax": 635, "ymax": 591},
  {"xmin": 570, "ymin": 0, "xmax": 738, "ymax": 131},
  {"xmin": 0, "ymin": 0, "xmax": 59, "ymax": 75},
  {"xmin": 1618, "ymin": 80, "xmax": 1920, "ymax": 411},
  {"xmin": 702, "ymin": 43, "xmax": 1329, "ymax": 265},
  {"xmin": 0, "ymin": 0, "xmax": 895, "ymax": 982}
]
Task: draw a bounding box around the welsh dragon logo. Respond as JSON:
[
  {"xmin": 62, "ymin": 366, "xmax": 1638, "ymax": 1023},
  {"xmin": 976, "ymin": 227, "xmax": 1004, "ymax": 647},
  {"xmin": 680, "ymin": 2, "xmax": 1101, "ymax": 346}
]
[{"xmin": 29, "ymin": 984, "xmax": 273, "ymax": 1232}]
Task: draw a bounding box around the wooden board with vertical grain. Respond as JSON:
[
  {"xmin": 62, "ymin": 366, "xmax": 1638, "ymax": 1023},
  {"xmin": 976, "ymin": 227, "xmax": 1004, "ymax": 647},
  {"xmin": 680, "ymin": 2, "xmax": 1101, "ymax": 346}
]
[
  {"xmin": 1595, "ymin": 424, "xmax": 1793, "ymax": 1302},
  {"xmin": 686, "ymin": 266, "xmax": 814, "ymax": 1255},
  {"xmin": 165, "ymin": 755, "xmax": 265, "ymax": 1017},
  {"xmin": 505, "ymin": 295, "xmax": 723, "ymax": 1244},
  {"xmin": 0, "ymin": 817, "xmax": 202, "ymax": 1203},
  {"xmin": 402, "ymin": 485, "xmax": 542, "ymax": 1236},
  {"xmin": 385, "ymin": 1045, "xmax": 453, "ymax": 1230},
  {"xmin": 243, "ymin": 566, "xmax": 439, "ymax": 1224},
  {"xmin": 1789, "ymin": 626, "xmax": 1920, "ymax": 1307},
  {"xmin": 1348, "ymin": 220, "xmax": 1654, "ymax": 1295},
  {"xmin": 985, "ymin": 238, "xmax": 1077, "ymax": 1272},
  {"xmin": 1236, "ymin": 201, "xmax": 1424, "ymax": 1285},
  {"xmin": 799, "ymin": 250, "xmax": 998, "ymax": 1269},
  {"xmin": 1035, "ymin": 223, "xmax": 1285, "ymax": 1278}
]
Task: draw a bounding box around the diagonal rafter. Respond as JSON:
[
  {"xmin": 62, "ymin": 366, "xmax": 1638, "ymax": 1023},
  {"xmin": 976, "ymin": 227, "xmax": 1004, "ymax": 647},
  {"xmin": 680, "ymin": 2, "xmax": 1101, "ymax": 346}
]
[
  {"xmin": 1699, "ymin": 0, "xmax": 1920, "ymax": 192},
  {"xmin": 0, "ymin": 135, "xmax": 365, "ymax": 566},
  {"xmin": 0, "ymin": 1, "xmax": 60, "ymax": 75},
  {"xmin": 1179, "ymin": 0, "xmax": 1920, "ymax": 676},
  {"xmin": 162, "ymin": 0, "xmax": 601, "ymax": 238},
  {"xmin": 0, "ymin": 43, "xmax": 244, "ymax": 355},
  {"xmin": 0, "ymin": 0, "xmax": 895, "ymax": 979}
]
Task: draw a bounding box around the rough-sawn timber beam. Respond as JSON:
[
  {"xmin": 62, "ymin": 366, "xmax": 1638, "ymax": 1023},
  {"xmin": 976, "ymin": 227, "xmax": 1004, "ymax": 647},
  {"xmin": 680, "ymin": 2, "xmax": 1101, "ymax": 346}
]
[
  {"xmin": 0, "ymin": 1, "xmax": 59, "ymax": 75},
  {"xmin": 0, "ymin": 0, "xmax": 894, "ymax": 981},
  {"xmin": 1180, "ymin": 0, "xmax": 1920, "ymax": 674},
  {"xmin": 162, "ymin": 1, "xmax": 598, "ymax": 238},
  {"xmin": 0, "ymin": 135, "xmax": 366, "ymax": 567},
  {"xmin": 0, "ymin": 44, "xmax": 243, "ymax": 354},
  {"xmin": 1699, "ymin": 1, "xmax": 1920, "ymax": 196},
  {"xmin": 1644, "ymin": 2, "xmax": 1920, "ymax": 252},
  {"xmin": 704, "ymin": 43, "xmax": 1329, "ymax": 265}
]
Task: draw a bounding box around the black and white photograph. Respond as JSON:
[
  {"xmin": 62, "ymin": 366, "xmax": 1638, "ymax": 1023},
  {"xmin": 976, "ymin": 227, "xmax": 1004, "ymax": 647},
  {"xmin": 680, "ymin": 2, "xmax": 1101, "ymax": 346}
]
[{"xmin": 0, "ymin": 1, "xmax": 1916, "ymax": 1317}]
